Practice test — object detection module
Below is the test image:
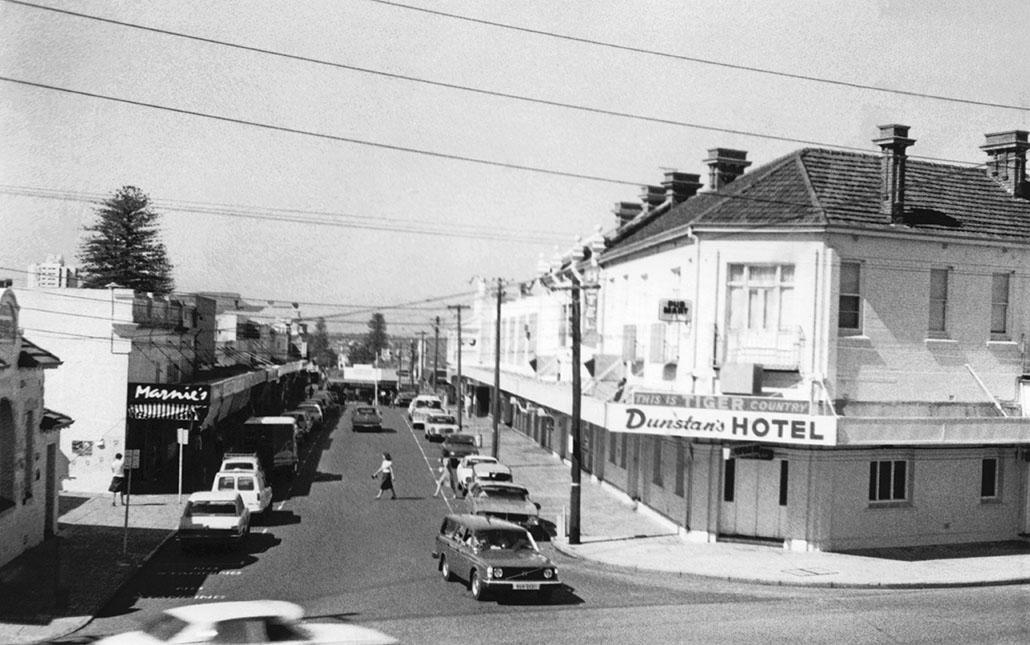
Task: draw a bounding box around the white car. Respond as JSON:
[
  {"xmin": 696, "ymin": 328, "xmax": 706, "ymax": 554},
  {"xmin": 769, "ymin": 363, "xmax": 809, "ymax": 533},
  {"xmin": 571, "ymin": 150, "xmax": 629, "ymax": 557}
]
[
  {"xmin": 454, "ymin": 454, "xmax": 499, "ymax": 493},
  {"xmin": 213, "ymin": 469, "xmax": 272, "ymax": 516},
  {"xmin": 176, "ymin": 491, "xmax": 250, "ymax": 552},
  {"xmin": 96, "ymin": 599, "xmax": 397, "ymax": 644},
  {"xmin": 423, "ymin": 412, "xmax": 459, "ymax": 442},
  {"xmin": 219, "ymin": 453, "xmax": 263, "ymax": 474},
  {"xmin": 407, "ymin": 394, "xmax": 443, "ymax": 422}
]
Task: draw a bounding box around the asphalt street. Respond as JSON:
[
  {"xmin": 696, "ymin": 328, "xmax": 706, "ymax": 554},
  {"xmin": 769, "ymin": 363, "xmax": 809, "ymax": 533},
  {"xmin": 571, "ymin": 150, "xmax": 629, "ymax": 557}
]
[{"xmin": 72, "ymin": 407, "xmax": 1030, "ymax": 644}]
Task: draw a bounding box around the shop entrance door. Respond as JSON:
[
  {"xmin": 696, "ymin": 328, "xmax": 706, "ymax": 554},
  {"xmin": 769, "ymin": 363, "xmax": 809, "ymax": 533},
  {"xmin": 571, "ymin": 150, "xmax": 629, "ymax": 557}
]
[{"xmin": 718, "ymin": 458, "xmax": 785, "ymax": 539}]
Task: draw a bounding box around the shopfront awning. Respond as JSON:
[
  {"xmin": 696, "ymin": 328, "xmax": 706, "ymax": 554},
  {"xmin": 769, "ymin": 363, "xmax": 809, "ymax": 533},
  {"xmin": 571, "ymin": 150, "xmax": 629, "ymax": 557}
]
[{"xmin": 40, "ymin": 407, "xmax": 74, "ymax": 432}]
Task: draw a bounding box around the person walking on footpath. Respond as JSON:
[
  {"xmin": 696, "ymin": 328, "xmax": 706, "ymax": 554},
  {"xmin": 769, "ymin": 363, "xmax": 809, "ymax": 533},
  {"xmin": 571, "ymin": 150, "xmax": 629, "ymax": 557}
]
[
  {"xmin": 432, "ymin": 458, "xmax": 450, "ymax": 498},
  {"xmin": 372, "ymin": 452, "xmax": 396, "ymax": 500},
  {"xmin": 109, "ymin": 452, "xmax": 126, "ymax": 506}
]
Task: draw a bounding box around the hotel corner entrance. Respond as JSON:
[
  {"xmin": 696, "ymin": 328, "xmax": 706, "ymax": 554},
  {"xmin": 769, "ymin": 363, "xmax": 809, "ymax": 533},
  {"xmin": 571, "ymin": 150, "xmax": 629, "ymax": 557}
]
[{"xmin": 718, "ymin": 454, "xmax": 788, "ymax": 540}]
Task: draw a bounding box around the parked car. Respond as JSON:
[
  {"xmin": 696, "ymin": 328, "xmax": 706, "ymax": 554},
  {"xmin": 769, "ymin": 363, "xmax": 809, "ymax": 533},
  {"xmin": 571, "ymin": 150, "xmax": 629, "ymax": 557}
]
[
  {"xmin": 407, "ymin": 394, "xmax": 443, "ymax": 420},
  {"xmin": 423, "ymin": 412, "xmax": 459, "ymax": 442},
  {"xmin": 176, "ymin": 491, "xmax": 250, "ymax": 552},
  {"xmin": 351, "ymin": 405, "xmax": 383, "ymax": 432},
  {"xmin": 95, "ymin": 599, "xmax": 398, "ymax": 644},
  {"xmin": 455, "ymin": 454, "xmax": 499, "ymax": 493},
  {"xmin": 432, "ymin": 514, "xmax": 560, "ymax": 601},
  {"xmin": 464, "ymin": 462, "xmax": 513, "ymax": 491},
  {"xmin": 465, "ymin": 481, "xmax": 541, "ymax": 532},
  {"xmin": 297, "ymin": 401, "xmax": 324, "ymax": 430},
  {"xmin": 309, "ymin": 389, "xmax": 339, "ymax": 413},
  {"xmin": 281, "ymin": 409, "xmax": 312, "ymax": 442},
  {"xmin": 213, "ymin": 468, "xmax": 272, "ymax": 517},
  {"xmin": 441, "ymin": 433, "xmax": 479, "ymax": 460},
  {"xmin": 218, "ymin": 452, "xmax": 263, "ymax": 474},
  {"xmin": 229, "ymin": 417, "xmax": 299, "ymax": 476}
]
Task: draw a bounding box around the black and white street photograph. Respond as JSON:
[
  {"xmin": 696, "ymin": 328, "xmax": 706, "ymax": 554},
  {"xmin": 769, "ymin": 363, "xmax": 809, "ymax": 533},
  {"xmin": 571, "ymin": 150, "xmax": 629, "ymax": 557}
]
[{"xmin": 1, "ymin": 1, "xmax": 1029, "ymax": 643}]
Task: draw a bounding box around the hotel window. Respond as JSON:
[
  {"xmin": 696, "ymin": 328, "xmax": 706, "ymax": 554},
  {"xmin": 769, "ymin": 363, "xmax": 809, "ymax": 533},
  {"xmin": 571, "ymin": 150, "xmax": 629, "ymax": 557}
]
[
  {"xmin": 981, "ymin": 458, "xmax": 999, "ymax": 500},
  {"xmin": 727, "ymin": 264, "xmax": 796, "ymax": 333},
  {"xmin": 838, "ymin": 262, "xmax": 862, "ymax": 334},
  {"xmin": 651, "ymin": 437, "xmax": 663, "ymax": 486},
  {"xmin": 868, "ymin": 459, "xmax": 908, "ymax": 503},
  {"xmin": 928, "ymin": 269, "xmax": 949, "ymax": 334},
  {"xmin": 990, "ymin": 273, "xmax": 1010, "ymax": 337}
]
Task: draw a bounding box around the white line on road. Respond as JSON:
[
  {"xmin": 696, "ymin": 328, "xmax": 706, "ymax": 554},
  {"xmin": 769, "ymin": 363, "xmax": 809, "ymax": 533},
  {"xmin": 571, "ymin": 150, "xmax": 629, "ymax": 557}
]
[{"xmin": 402, "ymin": 414, "xmax": 454, "ymax": 514}]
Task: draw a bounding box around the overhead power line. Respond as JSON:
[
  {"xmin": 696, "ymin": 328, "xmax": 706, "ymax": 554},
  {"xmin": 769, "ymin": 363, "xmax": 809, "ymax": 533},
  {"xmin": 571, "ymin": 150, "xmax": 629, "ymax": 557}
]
[
  {"xmin": 369, "ymin": 0, "xmax": 1029, "ymax": 113},
  {"xmin": 0, "ymin": 76, "xmax": 641, "ymax": 187},
  {"xmin": 0, "ymin": 184, "xmax": 567, "ymax": 245},
  {"xmin": 2, "ymin": 0, "xmax": 984, "ymax": 165}
]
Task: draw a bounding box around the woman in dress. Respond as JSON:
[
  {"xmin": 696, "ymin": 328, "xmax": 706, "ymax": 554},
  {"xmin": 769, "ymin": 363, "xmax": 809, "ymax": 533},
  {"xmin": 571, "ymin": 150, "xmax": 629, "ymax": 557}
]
[{"xmin": 372, "ymin": 452, "xmax": 396, "ymax": 500}]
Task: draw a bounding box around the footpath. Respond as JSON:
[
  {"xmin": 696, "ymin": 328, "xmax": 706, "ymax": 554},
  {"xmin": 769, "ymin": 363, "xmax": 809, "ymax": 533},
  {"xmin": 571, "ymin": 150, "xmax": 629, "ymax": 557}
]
[
  {"xmin": 3, "ymin": 416, "xmax": 1029, "ymax": 644},
  {"xmin": 465, "ymin": 416, "xmax": 1030, "ymax": 589}
]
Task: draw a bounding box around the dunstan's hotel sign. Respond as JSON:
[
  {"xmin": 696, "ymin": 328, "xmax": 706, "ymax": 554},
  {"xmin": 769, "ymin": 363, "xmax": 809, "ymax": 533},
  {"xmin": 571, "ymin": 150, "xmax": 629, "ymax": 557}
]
[{"xmin": 607, "ymin": 392, "xmax": 837, "ymax": 446}]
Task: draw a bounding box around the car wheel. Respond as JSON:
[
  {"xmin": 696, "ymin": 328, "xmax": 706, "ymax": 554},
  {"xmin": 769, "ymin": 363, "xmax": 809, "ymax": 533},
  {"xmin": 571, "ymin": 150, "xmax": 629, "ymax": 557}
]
[
  {"xmin": 439, "ymin": 556, "xmax": 455, "ymax": 582},
  {"xmin": 470, "ymin": 570, "xmax": 488, "ymax": 601}
]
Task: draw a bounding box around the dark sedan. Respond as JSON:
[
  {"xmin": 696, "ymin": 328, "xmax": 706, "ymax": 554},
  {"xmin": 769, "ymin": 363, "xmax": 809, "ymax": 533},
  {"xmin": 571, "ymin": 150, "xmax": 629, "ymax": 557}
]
[
  {"xmin": 432, "ymin": 514, "xmax": 559, "ymax": 601},
  {"xmin": 351, "ymin": 406, "xmax": 382, "ymax": 432},
  {"xmin": 440, "ymin": 433, "xmax": 478, "ymax": 460}
]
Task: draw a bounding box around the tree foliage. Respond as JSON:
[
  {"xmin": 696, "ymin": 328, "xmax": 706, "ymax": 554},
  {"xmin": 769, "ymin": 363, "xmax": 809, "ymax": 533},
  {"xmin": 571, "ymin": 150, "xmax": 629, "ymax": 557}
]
[
  {"xmin": 78, "ymin": 185, "xmax": 174, "ymax": 295},
  {"xmin": 348, "ymin": 313, "xmax": 388, "ymax": 364},
  {"xmin": 309, "ymin": 317, "xmax": 337, "ymax": 368}
]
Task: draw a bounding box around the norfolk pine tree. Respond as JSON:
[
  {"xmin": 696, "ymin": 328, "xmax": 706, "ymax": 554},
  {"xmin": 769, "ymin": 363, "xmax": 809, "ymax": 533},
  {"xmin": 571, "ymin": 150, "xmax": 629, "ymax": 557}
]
[{"xmin": 78, "ymin": 185, "xmax": 175, "ymax": 295}]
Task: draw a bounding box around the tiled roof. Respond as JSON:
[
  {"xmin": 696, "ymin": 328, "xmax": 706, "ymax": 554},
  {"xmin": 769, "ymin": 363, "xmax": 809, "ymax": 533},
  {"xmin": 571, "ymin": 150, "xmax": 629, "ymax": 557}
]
[{"xmin": 608, "ymin": 148, "xmax": 1030, "ymax": 250}]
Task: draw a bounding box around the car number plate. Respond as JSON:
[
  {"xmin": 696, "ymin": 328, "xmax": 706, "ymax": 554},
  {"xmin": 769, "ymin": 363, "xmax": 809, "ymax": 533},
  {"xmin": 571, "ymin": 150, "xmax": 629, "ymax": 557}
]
[{"xmin": 511, "ymin": 582, "xmax": 539, "ymax": 590}]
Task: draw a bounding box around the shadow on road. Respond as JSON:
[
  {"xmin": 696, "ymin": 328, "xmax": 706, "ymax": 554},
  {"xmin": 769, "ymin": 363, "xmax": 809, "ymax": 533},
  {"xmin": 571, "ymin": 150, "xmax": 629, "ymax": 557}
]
[
  {"xmin": 258, "ymin": 509, "xmax": 301, "ymax": 527},
  {"xmin": 492, "ymin": 584, "xmax": 583, "ymax": 606},
  {"xmin": 839, "ymin": 540, "xmax": 1030, "ymax": 561}
]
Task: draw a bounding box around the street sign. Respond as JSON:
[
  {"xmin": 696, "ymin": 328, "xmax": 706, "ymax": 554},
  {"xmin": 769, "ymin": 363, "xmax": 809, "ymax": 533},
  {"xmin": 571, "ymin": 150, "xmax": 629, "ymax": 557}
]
[
  {"xmin": 123, "ymin": 449, "xmax": 140, "ymax": 469},
  {"xmin": 177, "ymin": 428, "xmax": 190, "ymax": 445}
]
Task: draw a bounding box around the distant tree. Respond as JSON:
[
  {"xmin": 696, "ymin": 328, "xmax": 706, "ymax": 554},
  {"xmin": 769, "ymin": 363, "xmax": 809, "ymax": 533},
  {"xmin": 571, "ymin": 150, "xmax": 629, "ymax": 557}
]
[
  {"xmin": 309, "ymin": 318, "xmax": 337, "ymax": 368},
  {"xmin": 364, "ymin": 313, "xmax": 389, "ymax": 362},
  {"xmin": 78, "ymin": 185, "xmax": 174, "ymax": 295}
]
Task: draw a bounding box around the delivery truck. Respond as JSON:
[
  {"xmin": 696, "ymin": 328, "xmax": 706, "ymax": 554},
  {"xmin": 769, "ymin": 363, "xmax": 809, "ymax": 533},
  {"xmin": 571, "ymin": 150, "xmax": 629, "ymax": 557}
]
[{"xmin": 229, "ymin": 416, "xmax": 299, "ymax": 476}]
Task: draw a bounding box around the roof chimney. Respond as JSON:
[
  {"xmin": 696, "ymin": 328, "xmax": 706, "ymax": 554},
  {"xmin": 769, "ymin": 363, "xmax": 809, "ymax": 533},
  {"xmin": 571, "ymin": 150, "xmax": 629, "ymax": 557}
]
[
  {"xmin": 872, "ymin": 124, "xmax": 915, "ymax": 224},
  {"xmin": 613, "ymin": 201, "xmax": 644, "ymax": 227},
  {"xmin": 640, "ymin": 185, "xmax": 666, "ymax": 210},
  {"xmin": 981, "ymin": 130, "xmax": 1029, "ymax": 198},
  {"xmin": 662, "ymin": 171, "xmax": 703, "ymax": 204},
  {"xmin": 703, "ymin": 148, "xmax": 751, "ymax": 191}
]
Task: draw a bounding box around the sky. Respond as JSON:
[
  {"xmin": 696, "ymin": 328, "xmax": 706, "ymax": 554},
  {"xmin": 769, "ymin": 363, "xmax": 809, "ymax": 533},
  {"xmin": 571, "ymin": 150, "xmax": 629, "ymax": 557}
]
[{"xmin": 1, "ymin": 0, "xmax": 1028, "ymax": 336}]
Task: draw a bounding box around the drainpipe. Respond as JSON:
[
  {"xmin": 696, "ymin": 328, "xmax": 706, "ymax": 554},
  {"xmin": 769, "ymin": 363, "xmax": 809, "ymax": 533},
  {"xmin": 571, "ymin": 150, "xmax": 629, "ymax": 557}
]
[{"xmin": 687, "ymin": 226, "xmax": 701, "ymax": 394}]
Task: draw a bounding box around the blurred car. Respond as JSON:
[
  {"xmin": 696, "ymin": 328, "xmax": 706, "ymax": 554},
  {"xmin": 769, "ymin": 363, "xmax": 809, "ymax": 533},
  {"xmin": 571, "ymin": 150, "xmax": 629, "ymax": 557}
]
[
  {"xmin": 95, "ymin": 599, "xmax": 397, "ymax": 644},
  {"xmin": 213, "ymin": 468, "xmax": 272, "ymax": 517},
  {"xmin": 351, "ymin": 405, "xmax": 383, "ymax": 432},
  {"xmin": 282, "ymin": 409, "xmax": 313, "ymax": 442},
  {"xmin": 393, "ymin": 391, "xmax": 417, "ymax": 408},
  {"xmin": 464, "ymin": 481, "xmax": 541, "ymax": 532},
  {"xmin": 297, "ymin": 401, "xmax": 324, "ymax": 430},
  {"xmin": 177, "ymin": 491, "xmax": 250, "ymax": 552},
  {"xmin": 440, "ymin": 433, "xmax": 479, "ymax": 460},
  {"xmin": 423, "ymin": 412, "xmax": 459, "ymax": 442},
  {"xmin": 432, "ymin": 514, "xmax": 559, "ymax": 602},
  {"xmin": 407, "ymin": 394, "xmax": 443, "ymax": 422},
  {"xmin": 454, "ymin": 454, "xmax": 499, "ymax": 493},
  {"xmin": 309, "ymin": 390, "xmax": 339, "ymax": 413}
]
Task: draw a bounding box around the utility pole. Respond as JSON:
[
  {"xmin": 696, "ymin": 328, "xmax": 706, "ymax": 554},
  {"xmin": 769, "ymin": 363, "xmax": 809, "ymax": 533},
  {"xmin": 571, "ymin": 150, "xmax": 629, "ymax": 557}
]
[
  {"xmin": 433, "ymin": 316, "xmax": 440, "ymax": 393},
  {"xmin": 418, "ymin": 331, "xmax": 427, "ymax": 389},
  {"xmin": 492, "ymin": 278, "xmax": 503, "ymax": 460},
  {"xmin": 447, "ymin": 305, "xmax": 469, "ymax": 432},
  {"xmin": 569, "ymin": 275, "xmax": 583, "ymax": 545}
]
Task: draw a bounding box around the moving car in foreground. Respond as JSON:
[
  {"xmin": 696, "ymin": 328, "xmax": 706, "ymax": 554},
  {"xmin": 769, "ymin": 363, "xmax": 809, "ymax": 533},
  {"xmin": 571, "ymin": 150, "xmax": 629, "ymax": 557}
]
[
  {"xmin": 96, "ymin": 599, "xmax": 397, "ymax": 644},
  {"xmin": 433, "ymin": 514, "xmax": 559, "ymax": 602},
  {"xmin": 176, "ymin": 491, "xmax": 250, "ymax": 552}
]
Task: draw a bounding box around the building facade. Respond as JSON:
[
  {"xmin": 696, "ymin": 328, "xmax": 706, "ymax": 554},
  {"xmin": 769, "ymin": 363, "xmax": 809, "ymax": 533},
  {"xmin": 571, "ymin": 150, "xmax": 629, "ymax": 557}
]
[
  {"xmin": 0, "ymin": 289, "xmax": 69, "ymax": 568},
  {"xmin": 26, "ymin": 255, "xmax": 79, "ymax": 289},
  {"xmin": 460, "ymin": 126, "xmax": 1030, "ymax": 551}
]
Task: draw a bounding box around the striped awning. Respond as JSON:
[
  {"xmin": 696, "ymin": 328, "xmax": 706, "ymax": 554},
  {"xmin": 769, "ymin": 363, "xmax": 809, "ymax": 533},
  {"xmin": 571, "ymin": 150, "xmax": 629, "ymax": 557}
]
[{"xmin": 127, "ymin": 403, "xmax": 207, "ymax": 421}]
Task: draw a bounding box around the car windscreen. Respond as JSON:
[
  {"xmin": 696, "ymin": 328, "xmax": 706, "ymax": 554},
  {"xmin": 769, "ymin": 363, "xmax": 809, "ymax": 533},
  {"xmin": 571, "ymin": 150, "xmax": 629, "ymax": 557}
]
[
  {"xmin": 428, "ymin": 415, "xmax": 455, "ymax": 424},
  {"xmin": 447, "ymin": 436, "xmax": 475, "ymax": 445},
  {"xmin": 187, "ymin": 502, "xmax": 238, "ymax": 516},
  {"xmin": 475, "ymin": 529, "xmax": 535, "ymax": 551},
  {"xmin": 356, "ymin": 407, "xmax": 376, "ymax": 415},
  {"xmin": 222, "ymin": 461, "xmax": 254, "ymax": 470},
  {"xmin": 480, "ymin": 487, "xmax": 526, "ymax": 500}
]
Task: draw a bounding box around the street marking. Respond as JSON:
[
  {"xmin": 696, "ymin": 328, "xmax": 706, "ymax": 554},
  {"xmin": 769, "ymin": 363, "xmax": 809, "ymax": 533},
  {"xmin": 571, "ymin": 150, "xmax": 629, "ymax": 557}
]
[
  {"xmin": 403, "ymin": 414, "xmax": 454, "ymax": 513},
  {"xmin": 194, "ymin": 594, "xmax": 226, "ymax": 600}
]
